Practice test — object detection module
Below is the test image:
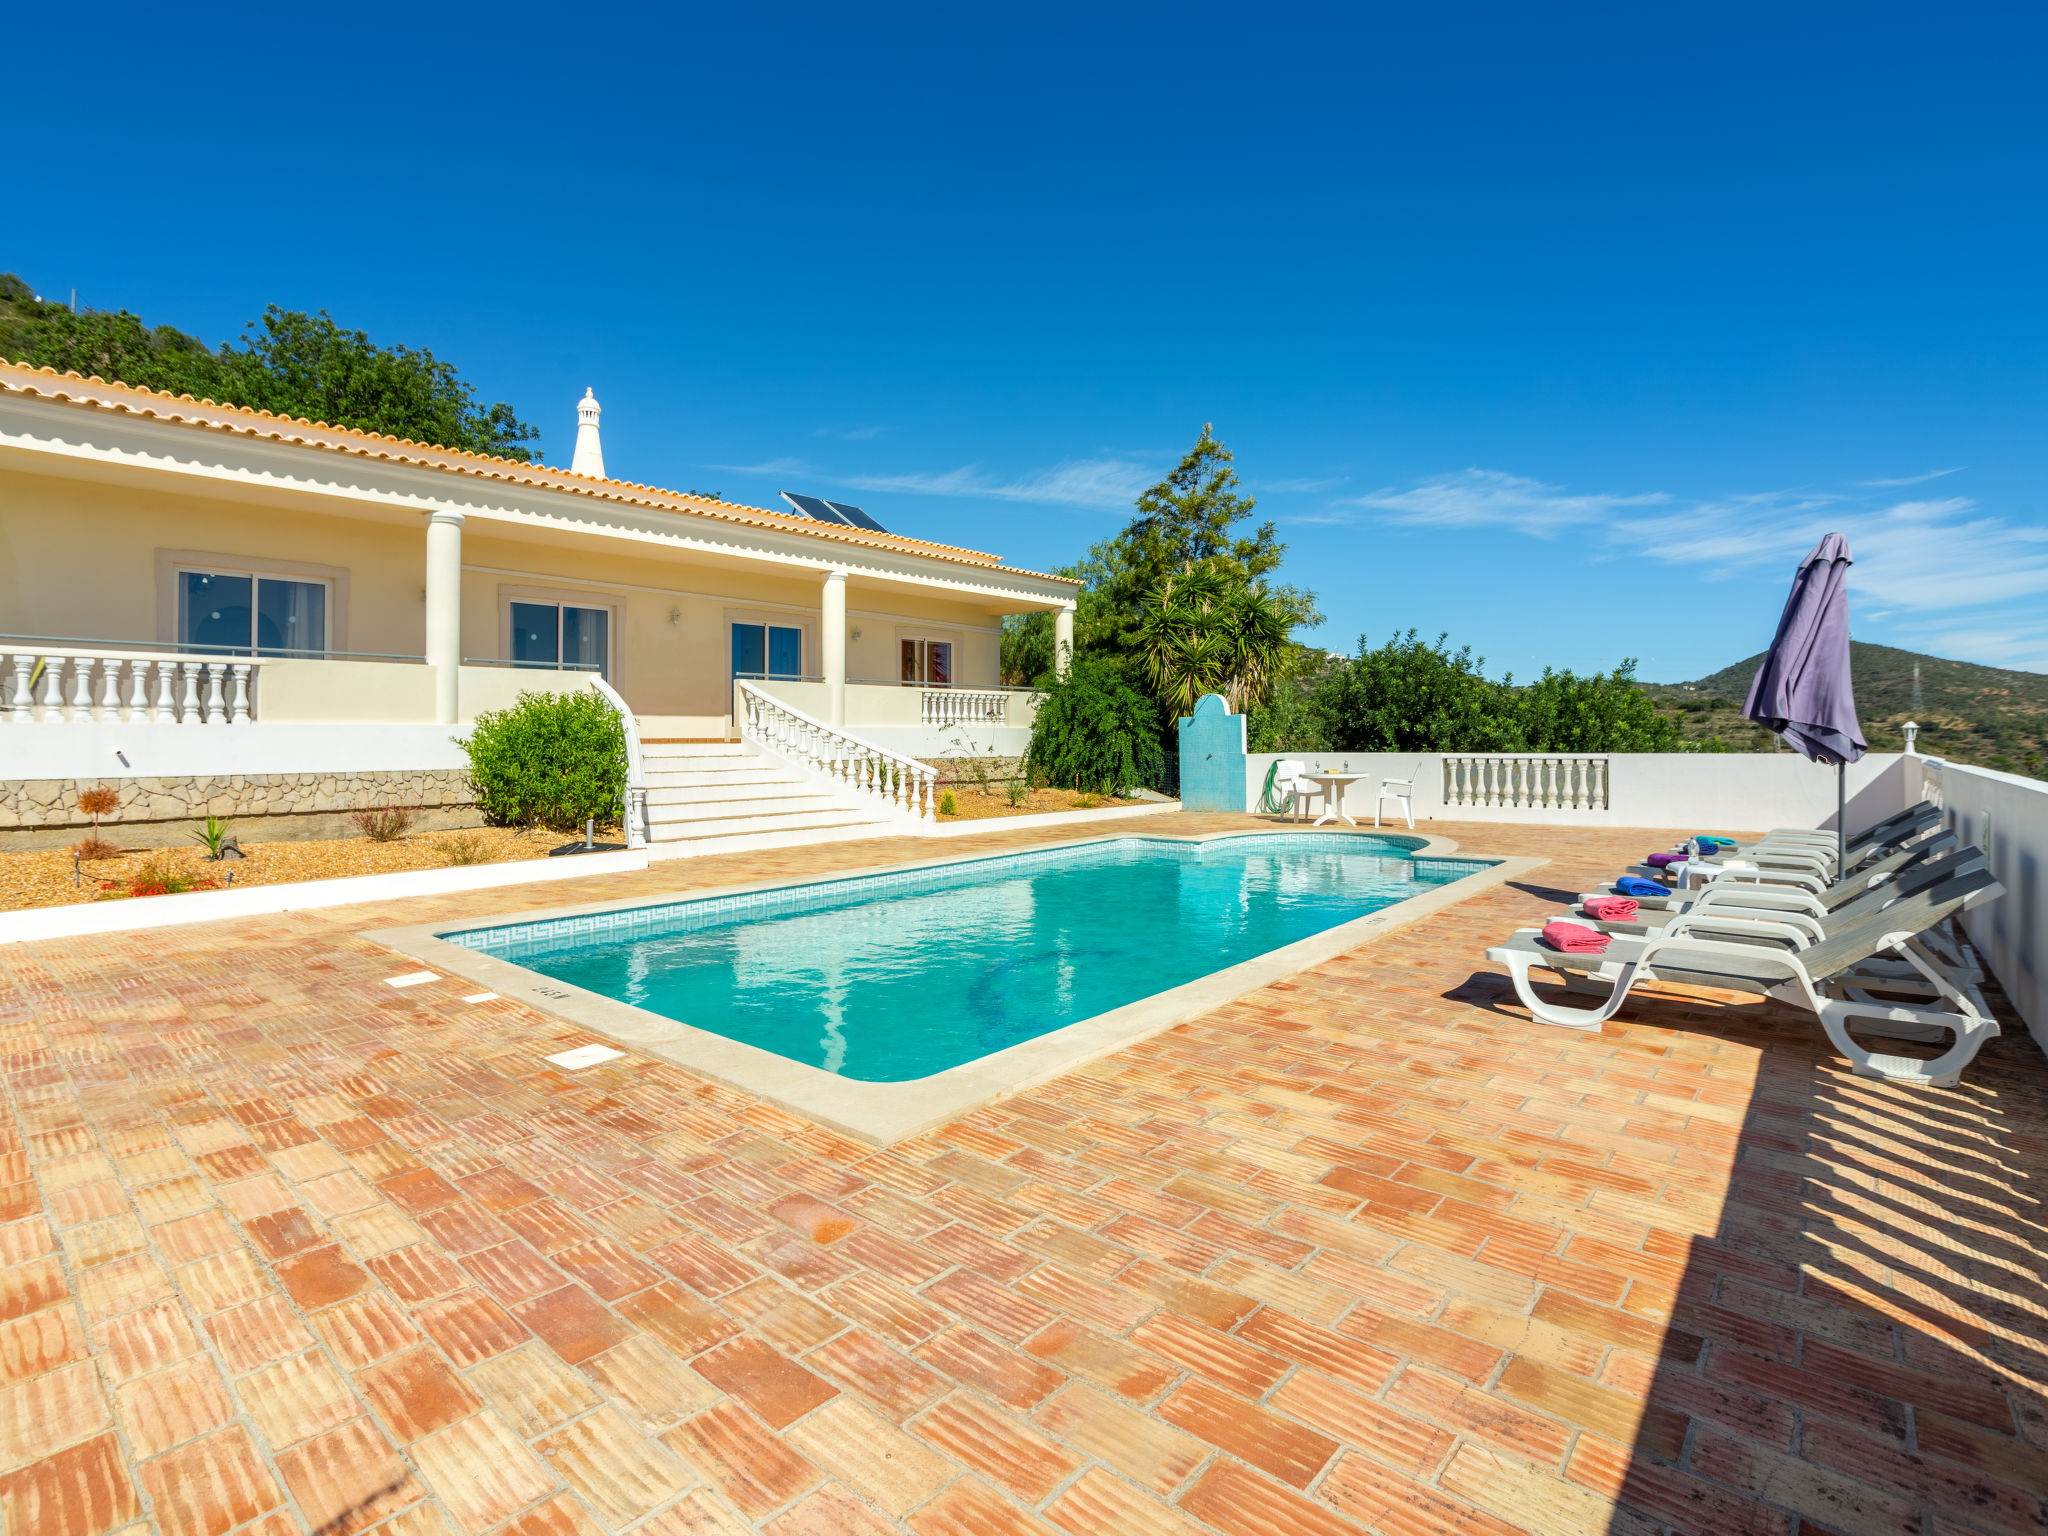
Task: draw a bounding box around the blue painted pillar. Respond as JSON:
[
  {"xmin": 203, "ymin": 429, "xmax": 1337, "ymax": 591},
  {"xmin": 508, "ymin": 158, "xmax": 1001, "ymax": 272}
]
[{"xmin": 1176, "ymin": 694, "xmax": 1247, "ymax": 811}]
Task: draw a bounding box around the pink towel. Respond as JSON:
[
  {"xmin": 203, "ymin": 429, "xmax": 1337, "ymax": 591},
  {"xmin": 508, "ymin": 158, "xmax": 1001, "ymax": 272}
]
[
  {"xmin": 1539, "ymin": 921, "xmax": 1611, "ymax": 955},
  {"xmin": 1581, "ymin": 896, "xmax": 1639, "ymax": 922}
]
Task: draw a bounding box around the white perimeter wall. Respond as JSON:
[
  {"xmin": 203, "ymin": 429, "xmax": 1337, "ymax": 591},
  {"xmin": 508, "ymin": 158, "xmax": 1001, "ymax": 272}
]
[
  {"xmin": 2, "ymin": 722, "xmax": 473, "ymax": 779},
  {"xmin": 1918, "ymin": 757, "xmax": 2048, "ymax": 1052},
  {"xmin": 1243, "ymin": 751, "xmax": 1912, "ymax": 836}
]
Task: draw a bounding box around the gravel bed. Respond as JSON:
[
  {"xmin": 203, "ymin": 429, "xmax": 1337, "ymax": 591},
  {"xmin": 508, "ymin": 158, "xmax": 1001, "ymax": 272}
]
[
  {"xmin": 0, "ymin": 826, "xmax": 569, "ymax": 911},
  {"xmin": 936, "ymin": 786, "xmax": 1139, "ymax": 820}
]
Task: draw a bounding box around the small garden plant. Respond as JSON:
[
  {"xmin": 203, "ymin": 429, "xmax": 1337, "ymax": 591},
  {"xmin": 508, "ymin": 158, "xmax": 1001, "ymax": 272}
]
[
  {"xmin": 109, "ymin": 851, "xmax": 217, "ymax": 898},
  {"xmin": 439, "ymin": 830, "xmax": 491, "ymax": 866},
  {"xmin": 458, "ymin": 690, "xmax": 626, "ymax": 832},
  {"xmin": 73, "ymin": 786, "xmax": 121, "ymax": 860},
  {"xmin": 191, "ymin": 815, "xmax": 236, "ymax": 859},
  {"xmin": 938, "ymin": 790, "xmax": 958, "ymax": 816},
  {"xmin": 351, "ymin": 804, "xmax": 417, "ymax": 842}
]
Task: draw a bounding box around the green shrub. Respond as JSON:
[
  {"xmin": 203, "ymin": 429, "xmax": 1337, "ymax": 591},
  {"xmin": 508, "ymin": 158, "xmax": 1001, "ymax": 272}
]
[
  {"xmin": 458, "ymin": 690, "xmax": 625, "ymax": 832},
  {"xmin": 938, "ymin": 790, "xmax": 958, "ymax": 816},
  {"xmin": 1024, "ymin": 659, "xmax": 1164, "ymax": 796}
]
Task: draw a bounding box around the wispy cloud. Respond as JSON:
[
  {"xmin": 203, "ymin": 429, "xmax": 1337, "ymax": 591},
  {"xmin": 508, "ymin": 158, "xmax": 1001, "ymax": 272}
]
[
  {"xmin": 813, "ymin": 424, "xmax": 893, "ymax": 442},
  {"xmin": 1335, "ymin": 468, "xmax": 1670, "ymax": 535},
  {"xmin": 707, "ymin": 456, "xmax": 812, "ymax": 477},
  {"xmin": 845, "ymin": 457, "xmax": 1157, "ymax": 511},
  {"xmin": 1258, "ymin": 474, "xmax": 1351, "ymax": 495},
  {"xmin": 1335, "ymin": 468, "xmax": 2048, "ymax": 667},
  {"xmin": 1855, "ymin": 467, "xmax": 1963, "ymax": 487}
]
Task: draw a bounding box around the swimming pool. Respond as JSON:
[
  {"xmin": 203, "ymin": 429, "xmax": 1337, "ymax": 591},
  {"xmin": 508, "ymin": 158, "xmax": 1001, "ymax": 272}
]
[{"xmin": 440, "ymin": 832, "xmax": 1494, "ymax": 1083}]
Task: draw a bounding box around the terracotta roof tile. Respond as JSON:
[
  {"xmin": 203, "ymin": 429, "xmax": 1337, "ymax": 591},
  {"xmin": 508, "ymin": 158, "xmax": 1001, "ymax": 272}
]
[{"xmin": 0, "ymin": 360, "xmax": 1079, "ymax": 587}]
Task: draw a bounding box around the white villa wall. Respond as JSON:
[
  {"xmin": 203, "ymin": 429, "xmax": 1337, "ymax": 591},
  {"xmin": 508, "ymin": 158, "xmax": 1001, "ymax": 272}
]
[
  {"xmin": 0, "ymin": 463, "xmax": 1025, "ymax": 724},
  {"xmin": 1243, "ymin": 751, "xmax": 1912, "ymax": 834}
]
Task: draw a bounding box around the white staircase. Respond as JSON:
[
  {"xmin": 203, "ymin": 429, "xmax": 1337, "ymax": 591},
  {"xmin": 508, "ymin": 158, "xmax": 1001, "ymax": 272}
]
[{"xmin": 640, "ymin": 740, "xmax": 899, "ymax": 857}]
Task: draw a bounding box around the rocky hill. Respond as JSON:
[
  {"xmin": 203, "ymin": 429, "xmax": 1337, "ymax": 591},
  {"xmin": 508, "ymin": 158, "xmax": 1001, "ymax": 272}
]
[{"xmin": 1643, "ymin": 641, "xmax": 2047, "ymax": 775}]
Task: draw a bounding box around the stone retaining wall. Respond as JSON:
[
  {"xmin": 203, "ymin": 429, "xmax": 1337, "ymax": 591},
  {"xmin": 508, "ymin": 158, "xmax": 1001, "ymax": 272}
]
[
  {"xmin": 1, "ymin": 770, "xmax": 479, "ymax": 850},
  {"xmin": 929, "ymin": 756, "xmax": 1026, "ymax": 787}
]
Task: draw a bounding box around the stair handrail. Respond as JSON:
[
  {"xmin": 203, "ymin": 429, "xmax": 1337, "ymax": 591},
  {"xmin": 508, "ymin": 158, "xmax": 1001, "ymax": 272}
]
[
  {"xmin": 736, "ymin": 680, "xmax": 938, "ymax": 822},
  {"xmin": 587, "ymin": 675, "xmax": 649, "ymax": 848}
]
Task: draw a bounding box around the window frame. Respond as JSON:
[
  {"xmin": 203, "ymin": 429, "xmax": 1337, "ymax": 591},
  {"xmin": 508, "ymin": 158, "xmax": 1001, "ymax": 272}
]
[
  {"xmin": 156, "ymin": 549, "xmax": 349, "ymax": 655},
  {"xmin": 495, "ymin": 586, "xmax": 620, "ymax": 683},
  {"xmin": 728, "ymin": 621, "xmax": 806, "ymax": 681},
  {"xmin": 173, "ymin": 564, "xmax": 335, "ymax": 657},
  {"xmin": 722, "ymin": 607, "xmax": 815, "ymax": 684},
  {"xmin": 896, "ymin": 630, "xmax": 959, "ymax": 687}
]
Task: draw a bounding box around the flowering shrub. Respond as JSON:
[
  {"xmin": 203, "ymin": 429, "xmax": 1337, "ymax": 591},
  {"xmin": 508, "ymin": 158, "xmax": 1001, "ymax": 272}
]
[{"xmin": 103, "ymin": 851, "xmax": 217, "ymax": 899}]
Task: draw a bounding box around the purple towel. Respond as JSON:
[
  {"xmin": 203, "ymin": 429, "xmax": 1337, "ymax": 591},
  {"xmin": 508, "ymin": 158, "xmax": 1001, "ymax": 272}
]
[{"xmin": 1644, "ymin": 852, "xmax": 1688, "ymax": 869}]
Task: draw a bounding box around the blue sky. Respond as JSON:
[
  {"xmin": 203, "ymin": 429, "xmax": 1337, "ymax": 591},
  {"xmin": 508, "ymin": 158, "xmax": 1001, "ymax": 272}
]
[{"xmin": 12, "ymin": 4, "xmax": 2047, "ymax": 679}]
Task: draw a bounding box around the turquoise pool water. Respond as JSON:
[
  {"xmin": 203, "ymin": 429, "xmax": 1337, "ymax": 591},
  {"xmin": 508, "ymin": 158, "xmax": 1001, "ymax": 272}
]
[{"xmin": 443, "ymin": 833, "xmax": 1493, "ymax": 1083}]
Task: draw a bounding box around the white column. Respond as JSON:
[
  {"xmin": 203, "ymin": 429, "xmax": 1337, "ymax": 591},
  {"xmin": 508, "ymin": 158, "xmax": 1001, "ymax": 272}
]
[
  {"xmin": 1055, "ymin": 603, "xmax": 1075, "ymax": 679},
  {"xmin": 821, "ymin": 569, "xmax": 848, "ymax": 727},
  {"xmin": 425, "ymin": 511, "xmax": 465, "ymax": 725}
]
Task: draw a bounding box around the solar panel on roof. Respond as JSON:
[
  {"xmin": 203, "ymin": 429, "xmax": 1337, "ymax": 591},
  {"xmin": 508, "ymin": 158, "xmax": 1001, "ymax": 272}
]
[
  {"xmin": 780, "ymin": 491, "xmax": 850, "ymax": 525},
  {"xmin": 824, "ymin": 500, "xmax": 888, "ymax": 533}
]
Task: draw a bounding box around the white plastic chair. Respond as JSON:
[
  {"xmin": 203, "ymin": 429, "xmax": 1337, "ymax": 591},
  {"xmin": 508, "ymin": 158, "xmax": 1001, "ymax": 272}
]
[
  {"xmin": 1375, "ymin": 761, "xmax": 1419, "ymax": 829},
  {"xmin": 1273, "ymin": 759, "xmax": 1321, "ymax": 822}
]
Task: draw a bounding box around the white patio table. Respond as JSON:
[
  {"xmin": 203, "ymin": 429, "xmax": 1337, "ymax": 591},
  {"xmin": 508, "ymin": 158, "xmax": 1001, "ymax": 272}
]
[{"xmin": 1304, "ymin": 772, "xmax": 1370, "ymax": 827}]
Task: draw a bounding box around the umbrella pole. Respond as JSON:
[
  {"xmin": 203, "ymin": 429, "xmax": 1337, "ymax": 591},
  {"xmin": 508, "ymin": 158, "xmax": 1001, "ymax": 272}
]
[{"xmin": 1837, "ymin": 759, "xmax": 1846, "ymax": 875}]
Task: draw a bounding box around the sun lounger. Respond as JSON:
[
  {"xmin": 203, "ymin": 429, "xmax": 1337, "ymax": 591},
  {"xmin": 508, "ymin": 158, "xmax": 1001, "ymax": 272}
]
[
  {"xmin": 1485, "ymin": 867, "xmax": 2004, "ymax": 1086},
  {"xmin": 1586, "ymin": 830, "xmax": 1959, "ymax": 916},
  {"xmin": 1624, "ymin": 803, "xmax": 1943, "ymax": 895},
  {"xmin": 1675, "ymin": 801, "xmax": 1938, "ymax": 862}
]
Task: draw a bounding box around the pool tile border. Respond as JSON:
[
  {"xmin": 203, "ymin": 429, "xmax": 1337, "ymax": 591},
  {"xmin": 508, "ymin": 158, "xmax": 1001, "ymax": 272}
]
[
  {"xmin": 366, "ymin": 828, "xmax": 1547, "ymax": 1147},
  {"xmin": 440, "ymin": 831, "xmax": 1495, "ymax": 963}
]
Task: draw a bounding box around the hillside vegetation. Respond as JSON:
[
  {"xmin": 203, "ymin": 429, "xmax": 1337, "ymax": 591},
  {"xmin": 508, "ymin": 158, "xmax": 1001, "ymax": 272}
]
[
  {"xmin": 1644, "ymin": 640, "xmax": 2047, "ymax": 776},
  {"xmin": 0, "ymin": 273, "xmax": 538, "ymax": 460}
]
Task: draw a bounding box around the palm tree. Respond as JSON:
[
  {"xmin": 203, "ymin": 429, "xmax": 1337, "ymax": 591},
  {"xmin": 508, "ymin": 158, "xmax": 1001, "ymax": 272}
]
[{"xmin": 1135, "ymin": 565, "xmax": 1295, "ymax": 717}]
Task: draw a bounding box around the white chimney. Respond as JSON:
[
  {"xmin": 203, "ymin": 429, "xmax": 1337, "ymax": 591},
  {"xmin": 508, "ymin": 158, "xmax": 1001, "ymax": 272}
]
[{"xmin": 570, "ymin": 388, "xmax": 605, "ymax": 479}]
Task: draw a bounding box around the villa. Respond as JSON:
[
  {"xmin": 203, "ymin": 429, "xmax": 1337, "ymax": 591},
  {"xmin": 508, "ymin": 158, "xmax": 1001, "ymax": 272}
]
[{"xmin": 0, "ymin": 364, "xmax": 1077, "ymax": 849}]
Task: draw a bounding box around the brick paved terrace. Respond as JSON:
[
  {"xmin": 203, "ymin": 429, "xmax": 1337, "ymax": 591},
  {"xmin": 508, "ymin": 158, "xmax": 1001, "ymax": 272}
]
[{"xmin": 0, "ymin": 814, "xmax": 2042, "ymax": 1536}]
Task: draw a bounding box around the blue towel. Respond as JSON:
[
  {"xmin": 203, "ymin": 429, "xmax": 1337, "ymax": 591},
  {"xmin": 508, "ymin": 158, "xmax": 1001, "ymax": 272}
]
[
  {"xmin": 1615, "ymin": 876, "xmax": 1667, "ymax": 898},
  {"xmin": 1694, "ymin": 835, "xmax": 1736, "ymax": 849}
]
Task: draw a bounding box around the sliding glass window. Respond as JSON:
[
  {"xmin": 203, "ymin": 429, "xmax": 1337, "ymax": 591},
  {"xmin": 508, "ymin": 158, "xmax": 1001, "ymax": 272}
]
[
  {"xmin": 178, "ymin": 570, "xmax": 329, "ymax": 655},
  {"xmin": 511, "ymin": 602, "xmax": 610, "ymax": 677},
  {"xmin": 730, "ymin": 623, "xmax": 802, "ymax": 679}
]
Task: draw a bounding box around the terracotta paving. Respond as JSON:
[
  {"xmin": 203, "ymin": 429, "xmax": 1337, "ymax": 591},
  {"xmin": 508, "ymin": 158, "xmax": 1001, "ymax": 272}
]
[{"xmin": 0, "ymin": 813, "xmax": 2042, "ymax": 1536}]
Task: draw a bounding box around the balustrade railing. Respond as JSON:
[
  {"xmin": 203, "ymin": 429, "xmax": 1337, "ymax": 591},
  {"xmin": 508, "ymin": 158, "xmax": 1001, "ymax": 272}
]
[
  {"xmin": 921, "ymin": 689, "xmax": 1011, "ymax": 727},
  {"xmin": 1443, "ymin": 753, "xmax": 1610, "ymax": 811},
  {"xmin": 1, "ymin": 647, "xmax": 264, "ymax": 725},
  {"xmin": 738, "ymin": 681, "xmax": 937, "ymax": 822}
]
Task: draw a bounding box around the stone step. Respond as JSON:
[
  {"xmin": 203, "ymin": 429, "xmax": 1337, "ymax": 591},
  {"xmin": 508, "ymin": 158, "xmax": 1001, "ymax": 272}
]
[
  {"xmin": 648, "ymin": 791, "xmax": 848, "ymax": 820},
  {"xmin": 645, "ymin": 818, "xmax": 903, "ymax": 861},
  {"xmin": 647, "ymin": 806, "xmax": 886, "ymax": 840},
  {"xmin": 649, "ymin": 780, "xmax": 825, "ymax": 805},
  {"xmin": 644, "ymin": 767, "xmax": 806, "ymax": 790},
  {"xmin": 643, "ymin": 742, "xmax": 751, "ymax": 761}
]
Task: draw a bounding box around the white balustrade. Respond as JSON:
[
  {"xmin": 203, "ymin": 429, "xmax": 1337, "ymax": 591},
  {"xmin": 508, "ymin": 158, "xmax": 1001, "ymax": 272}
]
[
  {"xmin": 921, "ymin": 689, "xmax": 1011, "ymax": 728},
  {"xmin": 0, "ymin": 648, "xmax": 266, "ymax": 725},
  {"xmin": 1442, "ymin": 753, "xmax": 1610, "ymax": 811},
  {"xmin": 740, "ymin": 680, "xmax": 938, "ymax": 822}
]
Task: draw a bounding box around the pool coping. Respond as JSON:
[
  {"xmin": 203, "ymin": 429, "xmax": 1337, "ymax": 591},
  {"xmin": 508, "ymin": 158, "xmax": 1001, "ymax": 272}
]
[{"xmin": 364, "ymin": 828, "xmax": 1547, "ymax": 1147}]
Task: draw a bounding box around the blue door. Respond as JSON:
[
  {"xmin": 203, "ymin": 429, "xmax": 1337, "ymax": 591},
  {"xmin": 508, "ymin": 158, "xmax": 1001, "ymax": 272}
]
[{"xmin": 768, "ymin": 626, "xmax": 802, "ymax": 677}]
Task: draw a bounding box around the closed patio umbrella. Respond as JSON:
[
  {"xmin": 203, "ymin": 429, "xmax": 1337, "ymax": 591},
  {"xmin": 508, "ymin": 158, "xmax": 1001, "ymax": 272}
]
[{"xmin": 1742, "ymin": 532, "xmax": 1868, "ymax": 870}]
